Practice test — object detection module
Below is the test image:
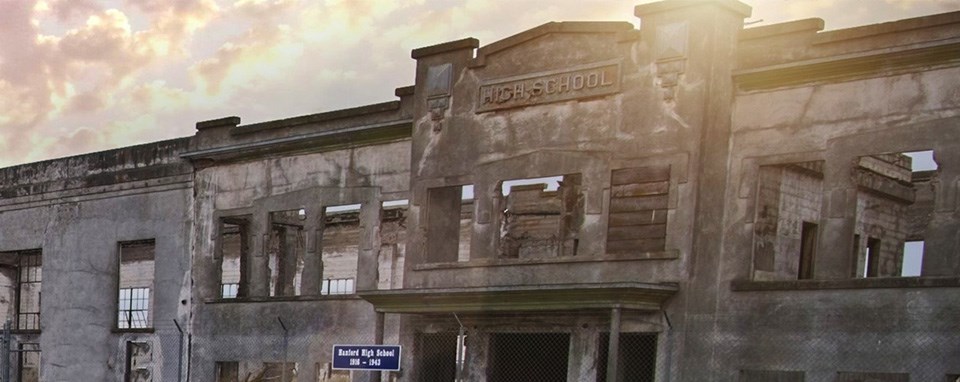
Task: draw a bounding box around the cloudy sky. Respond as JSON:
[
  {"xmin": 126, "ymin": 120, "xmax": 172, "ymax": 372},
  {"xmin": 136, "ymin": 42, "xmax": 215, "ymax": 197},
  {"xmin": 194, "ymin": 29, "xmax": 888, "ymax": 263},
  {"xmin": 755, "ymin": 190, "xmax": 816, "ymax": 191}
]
[{"xmin": 0, "ymin": 0, "xmax": 957, "ymax": 167}]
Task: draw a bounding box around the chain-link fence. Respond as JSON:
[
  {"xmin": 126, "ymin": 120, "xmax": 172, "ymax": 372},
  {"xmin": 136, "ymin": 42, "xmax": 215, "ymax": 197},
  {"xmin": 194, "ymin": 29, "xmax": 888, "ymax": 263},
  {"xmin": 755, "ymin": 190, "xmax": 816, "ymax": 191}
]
[
  {"xmin": 0, "ymin": 319, "xmax": 187, "ymax": 382},
  {"xmin": 195, "ymin": 321, "xmax": 384, "ymax": 382},
  {"xmin": 89, "ymin": 314, "xmax": 958, "ymax": 382},
  {"xmin": 408, "ymin": 329, "xmax": 957, "ymax": 382},
  {"xmin": 731, "ymin": 329, "xmax": 960, "ymax": 382},
  {"xmin": 405, "ymin": 329, "xmax": 661, "ymax": 382}
]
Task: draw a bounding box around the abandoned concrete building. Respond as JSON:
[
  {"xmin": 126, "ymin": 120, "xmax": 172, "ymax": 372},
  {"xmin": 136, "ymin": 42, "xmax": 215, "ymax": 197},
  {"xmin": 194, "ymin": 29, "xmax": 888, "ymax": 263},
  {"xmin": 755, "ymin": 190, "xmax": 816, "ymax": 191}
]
[{"xmin": 0, "ymin": 0, "xmax": 958, "ymax": 381}]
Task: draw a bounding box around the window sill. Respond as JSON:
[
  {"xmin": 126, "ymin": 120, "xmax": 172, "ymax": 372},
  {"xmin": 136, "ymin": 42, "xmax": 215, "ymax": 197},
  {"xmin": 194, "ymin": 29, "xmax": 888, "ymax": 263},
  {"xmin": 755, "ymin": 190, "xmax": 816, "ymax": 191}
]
[
  {"xmin": 8, "ymin": 330, "xmax": 40, "ymax": 335},
  {"xmin": 730, "ymin": 276, "xmax": 960, "ymax": 292},
  {"xmin": 112, "ymin": 328, "xmax": 156, "ymax": 334},
  {"xmin": 414, "ymin": 250, "xmax": 679, "ymax": 270},
  {"xmin": 206, "ymin": 294, "xmax": 361, "ymax": 304}
]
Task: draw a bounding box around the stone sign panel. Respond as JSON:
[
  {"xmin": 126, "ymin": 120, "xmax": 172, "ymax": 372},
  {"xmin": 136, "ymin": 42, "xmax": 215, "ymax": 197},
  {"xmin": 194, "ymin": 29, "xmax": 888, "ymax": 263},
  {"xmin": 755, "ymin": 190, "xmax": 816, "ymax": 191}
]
[{"xmin": 477, "ymin": 60, "xmax": 621, "ymax": 112}]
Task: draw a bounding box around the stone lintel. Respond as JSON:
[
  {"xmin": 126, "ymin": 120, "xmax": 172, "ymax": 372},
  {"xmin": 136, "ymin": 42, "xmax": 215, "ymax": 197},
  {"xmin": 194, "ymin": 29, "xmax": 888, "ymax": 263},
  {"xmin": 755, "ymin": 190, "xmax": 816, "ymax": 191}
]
[
  {"xmin": 731, "ymin": 276, "xmax": 960, "ymax": 291},
  {"xmin": 359, "ymin": 282, "xmax": 677, "ymax": 314}
]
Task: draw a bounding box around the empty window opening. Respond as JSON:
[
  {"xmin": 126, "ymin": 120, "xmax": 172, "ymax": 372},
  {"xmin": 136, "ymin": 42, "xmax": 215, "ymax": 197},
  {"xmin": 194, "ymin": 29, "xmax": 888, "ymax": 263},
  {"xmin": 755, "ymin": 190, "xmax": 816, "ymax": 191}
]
[
  {"xmin": 425, "ymin": 185, "xmax": 473, "ymax": 263},
  {"xmin": 320, "ymin": 278, "xmax": 354, "ymax": 295},
  {"xmin": 501, "ymin": 176, "xmax": 562, "ymax": 195},
  {"xmin": 219, "ymin": 217, "xmax": 249, "ymax": 299},
  {"xmin": 798, "ymin": 222, "xmax": 817, "ymax": 280},
  {"xmin": 609, "ymin": 166, "xmax": 672, "ymax": 255},
  {"xmin": 498, "ymin": 174, "xmax": 582, "ymax": 259},
  {"xmin": 488, "ymin": 333, "xmax": 569, "ymax": 382},
  {"xmin": 751, "ymin": 161, "xmax": 824, "ymax": 281},
  {"xmin": 597, "ymin": 333, "xmax": 658, "ymax": 382},
  {"xmin": 863, "ymin": 237, "xmax": 881, "ymax": 278},
  {"xmin": 320, "ymin": 204, "xmax": 361, "ymax": 295},
  {"xmin": 851, "ymin": 234, "xmax": 861, "ymax": 278},
  {"xmin": 379, "ymin": 200, "xmax": 408, "ymax": 290},
  {"xmin": 415, "ymin": 332, "xmax": 458, "ymax": 381},
  {"xmin": 269, "ymin": 210, "xmax": 308, "ymax": 297},
  {"xmin": 902, "ymin": 240, "xmax": 924, "ymax": 277},
  {"xmin": 124, "ymin": 341, "xmax": 152, "ymax": 382},
  {"xmin": 0, "ymin": 250, "xmax": 42, "ymax": 331},
  {"xmin": 904, "ymin": 150, "xmax": 937, "ymax": 172},
  {"xmin": 461, "ymin": 185, "xmax": 475, "ymax": 200},
  {"xmin": 17, "ymin": 343, "xmax": 39, "ymax": 382},
  {"xmin": 118, "ymin": 240, "xmax": 154, "ymax": 329}
]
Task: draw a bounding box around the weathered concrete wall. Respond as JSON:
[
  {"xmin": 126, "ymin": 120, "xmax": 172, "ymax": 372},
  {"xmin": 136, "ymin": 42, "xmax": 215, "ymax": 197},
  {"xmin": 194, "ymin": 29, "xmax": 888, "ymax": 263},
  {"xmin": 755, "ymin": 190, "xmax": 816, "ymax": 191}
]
[
  {"xmin": 403, "ymin": 15, "xmax": 716, "ymax": 290},
  {"xmin": 703, "ymin": 11, "xmax": 960, "ymax": 381},
  {"xmin": 0, "ymin": 139, "xmax": 193, "ymax": 381},
  {"xmin": 0, "ymin": 1, "xmax": 956, "ymax": 381},
  {"xmin": 186, "ymin": 91, "xmax": 413, "ymax": 381}
]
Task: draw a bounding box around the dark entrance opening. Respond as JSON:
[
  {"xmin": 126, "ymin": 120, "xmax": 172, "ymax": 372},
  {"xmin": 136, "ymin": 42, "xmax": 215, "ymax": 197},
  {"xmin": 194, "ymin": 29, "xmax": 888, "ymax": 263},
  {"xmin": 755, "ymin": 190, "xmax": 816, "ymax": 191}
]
[
  {"xmin": 488, "ymin": 332, "xmax": 569, "ymax": 382},
  {"xmin": 597, "ymin": 332, "xmax": 658, "ymax": 382},
  {"xmin": 416, "ymin": 332, "xmax": 458, "ymax": 382}
]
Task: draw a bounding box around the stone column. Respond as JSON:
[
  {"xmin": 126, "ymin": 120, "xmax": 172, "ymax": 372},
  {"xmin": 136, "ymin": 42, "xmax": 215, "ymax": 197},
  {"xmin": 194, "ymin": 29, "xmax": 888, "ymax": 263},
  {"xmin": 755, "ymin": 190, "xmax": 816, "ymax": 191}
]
[
  {"xmin": 247, "ymin": 211, "xmax": 270, "ymax": 297},
  {"xmin": 922, "ymin": 149, "xmax": 960, "ymax": 276},
  {"xmin": 356, "ymin": 200, "xmax": 383, "ymax": 291},
  {"xmin": 300, "ymin": 207, "xmax": 322, "ymax": 295},
  {"xmin": 815, "ymin": 157, "xmax": 858, "ymax": 279}
]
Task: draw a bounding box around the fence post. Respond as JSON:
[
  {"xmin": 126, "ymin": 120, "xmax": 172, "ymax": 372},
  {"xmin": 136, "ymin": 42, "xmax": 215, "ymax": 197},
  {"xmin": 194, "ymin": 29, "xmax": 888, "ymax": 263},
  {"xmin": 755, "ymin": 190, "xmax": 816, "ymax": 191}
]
[
  {"xmin": 2, "ymin": 319, "xmax": 10, "ymax": 382},
  {"xmin": 174, "ymin": 319, "xmax": 184, "ymax": 382},
  {"xmin": 370, "ymin": 312, "xmax": 385, "ymax": 382},
  {"xmin": 277, "ymin": 316, "xmax": 288, "ymax": 382},
  {"xmin": 606, "ymin": 307, "xmax": 621, "ymax": 382}
]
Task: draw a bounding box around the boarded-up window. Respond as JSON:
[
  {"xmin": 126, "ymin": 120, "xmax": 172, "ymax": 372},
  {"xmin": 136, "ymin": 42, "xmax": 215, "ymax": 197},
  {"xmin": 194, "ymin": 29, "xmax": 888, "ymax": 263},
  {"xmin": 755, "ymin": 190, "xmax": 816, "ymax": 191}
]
[{"xmin": 608, "ymin": 166, "xmax": 670, "ymax": 253}]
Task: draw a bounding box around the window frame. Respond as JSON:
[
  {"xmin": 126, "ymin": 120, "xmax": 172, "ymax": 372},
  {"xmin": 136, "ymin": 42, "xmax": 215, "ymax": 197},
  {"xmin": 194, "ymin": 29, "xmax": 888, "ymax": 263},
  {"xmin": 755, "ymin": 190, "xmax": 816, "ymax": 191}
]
[
  {"xmin": 117, "ymin": 287, "xmax": 151, "ymax": 330},
  {"xmin": 0, "ymin": 250, "xmax": 43, "ymax": 332},
  {"xmin": 115, "ymin": 240, "xmax": 156, "ymax": 332}
]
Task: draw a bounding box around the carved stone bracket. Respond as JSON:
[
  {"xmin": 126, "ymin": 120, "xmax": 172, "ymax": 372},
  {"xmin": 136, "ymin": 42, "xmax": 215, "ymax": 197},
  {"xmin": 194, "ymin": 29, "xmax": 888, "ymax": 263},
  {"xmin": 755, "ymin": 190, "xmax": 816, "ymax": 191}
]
[
  {"xmin": 426, "ymin": 63, "xmax": 453, "ymax": 130},
  {"xmin": 656, "ymin": 57, "xmax": 685, "ymax": 101},
  {"xmin": 654, "ymin": 21, "xmax": 688, "ymax": 101}
]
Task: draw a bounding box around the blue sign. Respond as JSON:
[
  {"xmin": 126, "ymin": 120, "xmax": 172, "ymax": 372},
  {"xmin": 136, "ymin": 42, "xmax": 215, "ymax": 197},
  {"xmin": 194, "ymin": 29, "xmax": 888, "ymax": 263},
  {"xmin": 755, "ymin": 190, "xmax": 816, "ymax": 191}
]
[{"xmin": 332, "ymin": 344, "xmax": 402, "ymax": 371}]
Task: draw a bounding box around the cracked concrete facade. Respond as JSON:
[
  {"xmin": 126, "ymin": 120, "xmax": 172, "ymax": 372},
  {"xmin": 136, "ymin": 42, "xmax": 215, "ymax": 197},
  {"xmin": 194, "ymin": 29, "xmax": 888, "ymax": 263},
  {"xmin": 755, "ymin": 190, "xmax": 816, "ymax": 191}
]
[{"xmin": 0, "ymin": 0, "xmax": 958, "ymax": 381}]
